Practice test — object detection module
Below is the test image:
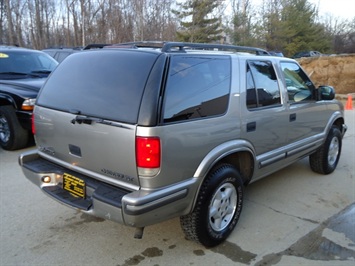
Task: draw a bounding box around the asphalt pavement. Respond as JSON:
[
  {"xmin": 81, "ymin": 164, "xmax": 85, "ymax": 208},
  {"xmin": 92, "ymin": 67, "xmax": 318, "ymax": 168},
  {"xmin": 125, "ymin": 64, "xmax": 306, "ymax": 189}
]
[{"xmin": 0, "ymin": 110, "xmax": 354, "ymax": 266}]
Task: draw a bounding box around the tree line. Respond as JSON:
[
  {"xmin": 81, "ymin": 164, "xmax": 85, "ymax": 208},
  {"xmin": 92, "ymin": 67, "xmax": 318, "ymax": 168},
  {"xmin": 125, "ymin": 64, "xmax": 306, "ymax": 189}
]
[{"xmin": 1, "ymin": 0, "xmax": 354, "ymax": 57}]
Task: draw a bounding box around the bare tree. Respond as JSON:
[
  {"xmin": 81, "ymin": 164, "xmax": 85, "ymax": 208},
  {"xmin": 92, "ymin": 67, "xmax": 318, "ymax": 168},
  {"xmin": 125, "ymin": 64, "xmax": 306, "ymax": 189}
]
[
  {"xmin": 1, "ymin": 0, "xmax": 353, "ymax": 53},
  {"xmin": 65, "ymin": 0, "xmax": 81, "ymax": 46},
  {"xmin": 141, "ymin": 0, "xmax": 177, "ymax": 41},
  {"xmin": 4, "ymin": 0, "xmax": 15, "ymax": 44},
  {"xmin": 13, "ymin": 0, "xmax": 26, "ymax": 46},
  {"xmin": 229, "ymin": 0, "xmax": 254, "ymax": 45},
  {"xmin": 0, "ymin": 0, "xmax": 4, "ymax": 43}
]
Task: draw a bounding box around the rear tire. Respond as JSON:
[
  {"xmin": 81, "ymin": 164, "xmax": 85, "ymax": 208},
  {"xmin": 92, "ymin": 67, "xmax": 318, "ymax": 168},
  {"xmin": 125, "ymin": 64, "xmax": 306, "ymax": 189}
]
[
  {"xmin": 180, "ymin": 164, "xmax": 244, "ymax": 247},
  {"xmin": 309, "ymin": 126, "xmax": 342, "ymax": 174},
  {"xmin": 0, "ymin": 106, "xmax": 29, "ymax": 150}
]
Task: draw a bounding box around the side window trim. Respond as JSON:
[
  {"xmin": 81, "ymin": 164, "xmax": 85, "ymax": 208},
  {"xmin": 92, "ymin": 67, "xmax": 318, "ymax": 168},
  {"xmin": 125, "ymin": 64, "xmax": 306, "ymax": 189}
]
[
  {"xmin": 280, "ymin": 61, "xmax": 316, "ymax": 103},
  {"xmin": 246, "ymin": 60, "xmax": 282, "ymax": 110},
  {"xmin": 162, "ymin": 54, "xmax": 231, "ymax": 124}
]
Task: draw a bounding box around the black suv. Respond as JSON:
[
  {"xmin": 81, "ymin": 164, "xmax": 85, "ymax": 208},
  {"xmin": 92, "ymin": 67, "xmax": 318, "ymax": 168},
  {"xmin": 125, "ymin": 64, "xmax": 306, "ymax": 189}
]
[
  {"xmin": 42, "ymin": 47, "xmax": 82, "ymax": 63},
  {"xmin": 0, "ymin": 45, "xmax": 58, "ymax": 150},
  {"xmin": 43, "ymin": 44, "xmax": 109, "ymax": 63}
]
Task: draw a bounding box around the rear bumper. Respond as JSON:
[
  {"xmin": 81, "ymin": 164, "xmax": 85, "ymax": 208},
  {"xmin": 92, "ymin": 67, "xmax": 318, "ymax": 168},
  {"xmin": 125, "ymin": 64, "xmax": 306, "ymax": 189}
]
[{"xmin": 19, "ymin": 150, "xmax": 199, "ymax": 227}]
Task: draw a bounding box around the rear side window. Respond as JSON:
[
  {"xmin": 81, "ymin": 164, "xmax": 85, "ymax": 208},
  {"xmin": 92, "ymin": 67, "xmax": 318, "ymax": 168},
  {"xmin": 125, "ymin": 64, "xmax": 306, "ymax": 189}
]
[
  {"xmin": 246, "ymin": 60, "xmax": 281, "ymax": 109},
  {"xmin": 56, "ymin": 51, "xmax": 72, "ymax": 62},
  {"xmin": 37, "ymin": 50, "xmax": 159, "ymax": 124},
  {"xmin": 163, "ymin": 55, "xmax": 231, "ymax": 123}
]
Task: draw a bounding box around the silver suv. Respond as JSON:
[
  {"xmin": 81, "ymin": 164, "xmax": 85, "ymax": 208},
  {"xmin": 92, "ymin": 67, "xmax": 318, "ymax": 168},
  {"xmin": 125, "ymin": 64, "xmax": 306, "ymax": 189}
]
[{"xmin": 19, "ymin": 42, "xmax": 347, "ymax": 247}]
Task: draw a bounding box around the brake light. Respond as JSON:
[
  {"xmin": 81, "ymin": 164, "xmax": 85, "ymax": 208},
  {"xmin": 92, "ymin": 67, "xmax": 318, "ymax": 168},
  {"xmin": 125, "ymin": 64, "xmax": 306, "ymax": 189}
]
[
  {"xmin": 136, "ymin": 137, "xmax": 160, "ymax": 168},
  {"xmin": 31, "ymin": 113, "xmax": 36, "ymax": 135}
]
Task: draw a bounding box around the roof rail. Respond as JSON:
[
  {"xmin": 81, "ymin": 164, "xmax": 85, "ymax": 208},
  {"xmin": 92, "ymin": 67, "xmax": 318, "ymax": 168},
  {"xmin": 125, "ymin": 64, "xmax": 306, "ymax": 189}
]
[
  {"xmin": 162, "ymin": 42, "xmax": 270, "ymax": 55},
  {"xmin": 112, "ymin": 41, "xmax": 270, "ymax": 55},
  {"xmin": 110, "ymin": 41, "xmax": 165, "ymax": 49},
  {"xmin": 0, "ymin": 43, "xmax": 20, "ymax": 47},
  {"xmin": 43, "ymin": 46, "xmax": 83, "ymax": 50},
  {"xmin": 83, "ymin": 43, "xmax": 110, "ymax": 50}
]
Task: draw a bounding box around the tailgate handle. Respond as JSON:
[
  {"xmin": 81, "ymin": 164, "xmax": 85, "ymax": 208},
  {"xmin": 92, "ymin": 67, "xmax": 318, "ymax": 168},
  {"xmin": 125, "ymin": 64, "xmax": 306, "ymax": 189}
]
[{"xmin": 71, "ymin": 115, "xmax": 97, "ymax": 125}]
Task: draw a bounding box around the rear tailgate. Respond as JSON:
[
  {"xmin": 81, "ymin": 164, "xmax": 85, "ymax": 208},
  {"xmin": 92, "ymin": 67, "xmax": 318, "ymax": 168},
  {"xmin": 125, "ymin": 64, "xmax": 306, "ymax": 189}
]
[{"xmin": 34, "ymin": 106, "xmax": 138, "ymax": 189}]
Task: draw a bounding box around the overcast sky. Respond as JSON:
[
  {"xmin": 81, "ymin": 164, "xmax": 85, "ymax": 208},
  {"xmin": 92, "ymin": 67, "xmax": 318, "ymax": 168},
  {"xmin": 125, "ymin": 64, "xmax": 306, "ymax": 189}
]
[
  {"xmin": 309, "ymin": 0, "xmax": 355, "ymax": 20},
  {"xmin": 229, "ymin": 0, "xmax": 355, "ymax": 21}
]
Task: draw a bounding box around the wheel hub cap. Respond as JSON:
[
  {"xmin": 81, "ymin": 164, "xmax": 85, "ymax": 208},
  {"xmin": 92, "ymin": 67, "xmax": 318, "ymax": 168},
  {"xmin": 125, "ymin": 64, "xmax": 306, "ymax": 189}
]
[
  {"xmin": 209, "ymin": 183, "xmax": 237, "ymax": 232},
  {"xmin": 328, "ymin": 136, "xmax": 339, "ymax": 166},
  {"xmin": 0, "ymin": 115, "xmax": 10, "ymax": 143}
]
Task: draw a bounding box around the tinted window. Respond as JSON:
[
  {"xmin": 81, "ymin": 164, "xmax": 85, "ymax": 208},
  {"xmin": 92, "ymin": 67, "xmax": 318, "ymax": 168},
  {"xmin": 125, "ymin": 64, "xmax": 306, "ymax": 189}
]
[
  {"xmin": 0, "ymin": 51, "xmax": 57, "ymax": 74},
  {"xmin": 37, "ymin": 50, "xmax": 159, "ymax": 124},
  {"xmin": 56, "ymin": 52, "xmax": 72, "ymax": 62},
  {"xmin": 246, "ymin": 60, "xmax": 281, "ymax": 109},
  {"xmin": 163, "ymin": 55, "xmax": 230, "ymax": 123},
  {"xmin": 281, "ymin": 62, "xmax": 315, "ymax": 102}
]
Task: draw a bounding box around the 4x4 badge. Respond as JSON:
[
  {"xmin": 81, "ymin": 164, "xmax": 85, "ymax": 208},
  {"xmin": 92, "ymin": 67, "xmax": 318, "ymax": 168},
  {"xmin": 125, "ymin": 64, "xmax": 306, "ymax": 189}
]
[
  {"xmin": 38, "ymin": 146, "xmax": 55, "ymax": 156},
  {"xmin": 101, "ymin": 168, "xmax": 134, "ymax": 182}
]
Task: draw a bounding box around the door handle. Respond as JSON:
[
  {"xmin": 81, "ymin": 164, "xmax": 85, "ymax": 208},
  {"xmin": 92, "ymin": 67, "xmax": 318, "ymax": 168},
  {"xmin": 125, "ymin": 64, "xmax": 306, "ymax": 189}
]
[
  {"xmin": 247, "ymin": 122, "xmax": 256, "ymax": 132},
  {"xmin": 290, "ymin": 113, "xmax": 296, "ymax": 122}
]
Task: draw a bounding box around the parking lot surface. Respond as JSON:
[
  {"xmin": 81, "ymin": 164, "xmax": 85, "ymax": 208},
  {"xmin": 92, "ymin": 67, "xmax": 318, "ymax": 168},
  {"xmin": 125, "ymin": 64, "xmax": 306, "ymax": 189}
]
[{"xmin": 0, "ymin": 111, "xmax": 354, "ymax": 266}]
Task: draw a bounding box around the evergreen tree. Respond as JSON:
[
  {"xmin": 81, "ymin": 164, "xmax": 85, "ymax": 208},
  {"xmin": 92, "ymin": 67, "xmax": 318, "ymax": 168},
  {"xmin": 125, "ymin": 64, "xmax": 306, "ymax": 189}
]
[
  {"xmin": 174, "ymin": 0, "xmax": 223, "ymax": 43},
  {"xmin": 258, "ymin": 0, "xmax": 331, "ymax": 56},
  {"xmin": 281, "ymin": 0, "xmax": 331, "ymax": 56},
  {"xmin": 230, "ymin": 0, "xmax": 257, "ymax": 46}
]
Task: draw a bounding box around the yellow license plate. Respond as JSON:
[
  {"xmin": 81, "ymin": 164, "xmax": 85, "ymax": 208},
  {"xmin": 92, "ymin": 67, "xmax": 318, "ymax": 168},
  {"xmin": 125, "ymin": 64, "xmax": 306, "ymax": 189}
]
[{"xmin": 63, "ymin": 173, "xmax": 85, "ymax": 198}]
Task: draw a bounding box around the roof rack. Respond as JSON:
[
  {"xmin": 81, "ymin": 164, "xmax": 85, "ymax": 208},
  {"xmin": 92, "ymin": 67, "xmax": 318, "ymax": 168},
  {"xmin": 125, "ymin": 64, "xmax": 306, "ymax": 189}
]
[
  {"xmin": 111, "ymin": 41, "xmax": 165, "ymax": 49},
  {"xmin": 83, "ymin": 43, "xmax": 110, "ymax": 50},
  {"xmin": 0, "ymin": 43, "xmax": 20, "ymax": 47},
  {"xmin": 43, "ymin": 46, "xmax": 83, "ymax": 50},
  {"xmin": 112, "ymin": 41, "xmax": 270, "ymax": 55}
]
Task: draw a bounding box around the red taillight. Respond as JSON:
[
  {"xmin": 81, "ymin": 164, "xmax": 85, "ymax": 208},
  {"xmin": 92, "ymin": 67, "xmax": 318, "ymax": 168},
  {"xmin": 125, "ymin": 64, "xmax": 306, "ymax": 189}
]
[
  {"xmin": 136, "ymin": 137, "xmax": 160, "ymax": 168},
  {"xmin": 31, "ymin": 113, "xmax": 36, "ymax": 135}
]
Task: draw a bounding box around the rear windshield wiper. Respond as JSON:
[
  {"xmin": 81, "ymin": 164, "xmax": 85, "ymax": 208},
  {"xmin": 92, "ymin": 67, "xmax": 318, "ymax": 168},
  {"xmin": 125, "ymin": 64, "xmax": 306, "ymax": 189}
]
[
  {"xmin": 0, "ymin": 71, "xmax": 42, "ymax": 78},
  {"xmin": 71, "ymin": 115, "xmax": 131, "ymax": 129},
  {"xmin": 31, "ymin": 70, "xmax": 52, "ymax": 75}
]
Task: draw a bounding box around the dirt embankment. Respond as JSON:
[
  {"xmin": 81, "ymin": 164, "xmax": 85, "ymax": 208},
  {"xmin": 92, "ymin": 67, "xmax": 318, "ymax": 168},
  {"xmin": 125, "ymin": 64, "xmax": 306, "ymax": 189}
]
[{"xmin": 297, "ymin": 54, "xmax": 355, "ymax": 95}]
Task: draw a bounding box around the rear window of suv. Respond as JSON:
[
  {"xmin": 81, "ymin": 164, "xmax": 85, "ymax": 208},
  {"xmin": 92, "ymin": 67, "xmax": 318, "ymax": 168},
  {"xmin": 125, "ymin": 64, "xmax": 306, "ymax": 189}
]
[{"xmin": 36, "ymin": 50, "xmax": 159, "ymax": 124}]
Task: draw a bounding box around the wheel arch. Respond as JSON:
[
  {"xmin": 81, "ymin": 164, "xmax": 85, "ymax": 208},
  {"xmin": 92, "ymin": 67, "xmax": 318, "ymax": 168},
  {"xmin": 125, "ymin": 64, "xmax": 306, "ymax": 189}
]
[
  {"xmin": 333, "ymin": 117, "xmax": 346, "ymax": 135},
  {"xmin": 325, "ymin": 111, "xmax": 346, "ymax": 138},
  {"xmin": 0, "ymin": 94, "xmax": 17, "ymax": 108},
  {"xmin": 193, "ymin": 140, "xmax": 255, "ymax": 187}
]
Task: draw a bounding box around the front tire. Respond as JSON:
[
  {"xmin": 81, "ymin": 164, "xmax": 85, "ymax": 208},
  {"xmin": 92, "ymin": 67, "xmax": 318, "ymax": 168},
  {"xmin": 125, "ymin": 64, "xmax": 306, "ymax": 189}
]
[
  {"xmin": 0, "ymin": 106, "xmax": 29, "ymax": 150},
  {"xmin": 309, "ymin": 126, "xmax": 342, "ymax": 174},
  {"xmin": 180, "ymin": 164, "xmax": 244, "ymax": 247}
]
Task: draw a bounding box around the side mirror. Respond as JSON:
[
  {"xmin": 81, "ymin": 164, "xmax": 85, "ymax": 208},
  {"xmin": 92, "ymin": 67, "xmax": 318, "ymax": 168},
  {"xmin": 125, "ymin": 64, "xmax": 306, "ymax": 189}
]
[{"xmin": 318, "ymin": 86, "xmax": 335, "ymax": 100}]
